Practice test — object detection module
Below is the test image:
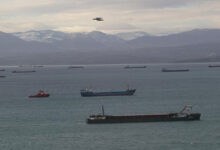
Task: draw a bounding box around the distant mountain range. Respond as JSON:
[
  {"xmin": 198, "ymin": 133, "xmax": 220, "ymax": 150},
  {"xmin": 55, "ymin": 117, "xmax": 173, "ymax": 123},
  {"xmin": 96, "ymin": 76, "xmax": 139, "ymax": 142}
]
[
  {"xmin": 0, "ymin": 29, "xmax": 220, "ymax": 65},
  {"xmin": 13, "ymin": 30, "xmax": 149, "ymax": 42}
]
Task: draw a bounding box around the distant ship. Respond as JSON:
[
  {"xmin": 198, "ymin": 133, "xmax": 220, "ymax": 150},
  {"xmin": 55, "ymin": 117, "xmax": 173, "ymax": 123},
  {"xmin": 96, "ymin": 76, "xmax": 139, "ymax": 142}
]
[
  {"xmin": 68, "ymin": 66, "xmax": 84, "ymax": 69},
  {"xmin": 124, "ymin": 65, "xmax": 146, "ymax": 69},
  {"xmin": 29, "ymin": 90, "xmax": 50, "ymax": 98},
  {"xmin": 161, "ymin": 68, "xmax": 189, "ymax": 72},
  {"xmin": 12, "ymin": 70, "xmax": 36, "ymax": 73},
  {"xmin": 87, "ymin": 105, "xmax": 201, "ymax": 124},
  {"xmin": 208, "ymin": 65, "xmax": 220, "ymax": 68},
  {"xmin": 0, "ymin": 75, "xmax": 6, "ymax": 78},
  {"xmin": 0, "ymin": 69, "xmax": 5, "ymax": 71},
  {"xmin": 80, "ymin": 85, "xmax": 136, "ymax": 97}
]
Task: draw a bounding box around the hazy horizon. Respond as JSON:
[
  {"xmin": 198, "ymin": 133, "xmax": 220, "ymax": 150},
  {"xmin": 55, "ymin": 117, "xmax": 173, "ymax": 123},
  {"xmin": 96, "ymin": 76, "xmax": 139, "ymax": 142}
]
[{"xmin": 2, "ymin": 28, "xmax": 219, "ymax": 36}]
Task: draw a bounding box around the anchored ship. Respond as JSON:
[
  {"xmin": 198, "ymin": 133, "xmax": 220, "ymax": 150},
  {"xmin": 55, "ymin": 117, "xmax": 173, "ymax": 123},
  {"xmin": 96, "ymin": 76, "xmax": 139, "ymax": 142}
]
[
  {"xmin": 68, "ymin": 66, "xmax": 84, "ymax": 69},
  {"xmin": 12, "ymin": 70, "xmax": 36, "ymax": 73},
  {"xmin": 124, "ymin": 65, "xmax": 146, "ymax": 69},
  {"xmin": 208, "ymin": 65, "xmax": 220, "ymax": 68},
  {"xmin": 161, "ymin": 68, "xmax": 189, "ymax": 72},
  {"xmin": 87, "ymin": 105, "xmax": 201, "ymax": 124},
  {"xmin": 80, "ymin": 85, "xmax": 136, "ymax": 97}
]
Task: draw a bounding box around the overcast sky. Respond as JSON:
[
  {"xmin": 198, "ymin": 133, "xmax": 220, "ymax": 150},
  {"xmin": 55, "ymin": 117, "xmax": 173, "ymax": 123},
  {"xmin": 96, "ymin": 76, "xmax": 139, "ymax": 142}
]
[{"xmin": 0, "ymin": 0, "xmax": 220, "ymax": 35}]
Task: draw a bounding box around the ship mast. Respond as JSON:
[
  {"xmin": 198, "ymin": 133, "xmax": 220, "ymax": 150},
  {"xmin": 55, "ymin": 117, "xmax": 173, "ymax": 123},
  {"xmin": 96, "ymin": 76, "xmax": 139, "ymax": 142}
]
[
  {"xmin": 126, "ymin": 84, "xmax": 130, "ymax": 90},
  {"xmin": 101, "ymin": 105, "xmax": 105, "ymax": 116}
]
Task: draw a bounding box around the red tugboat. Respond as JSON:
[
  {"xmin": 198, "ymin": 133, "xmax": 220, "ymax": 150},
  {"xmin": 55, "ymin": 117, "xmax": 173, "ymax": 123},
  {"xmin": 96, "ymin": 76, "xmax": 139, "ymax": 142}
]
[{"xmin": 29, "ymin": 90, "xmax": 50, "ymax": 98}]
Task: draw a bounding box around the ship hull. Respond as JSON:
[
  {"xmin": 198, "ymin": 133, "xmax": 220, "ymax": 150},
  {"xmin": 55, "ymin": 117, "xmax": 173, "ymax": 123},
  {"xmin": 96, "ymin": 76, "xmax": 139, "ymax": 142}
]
[
  {"xmin": 87, "ymin": 113, "xmax": 201, "ymax": 124},
  {"xmin": 81, "ymin": 89, "xmax": 136, "ymax": 97},
  {"xmin": 29, "ymin": 94, "xmax": 50, "ymax": 98}
]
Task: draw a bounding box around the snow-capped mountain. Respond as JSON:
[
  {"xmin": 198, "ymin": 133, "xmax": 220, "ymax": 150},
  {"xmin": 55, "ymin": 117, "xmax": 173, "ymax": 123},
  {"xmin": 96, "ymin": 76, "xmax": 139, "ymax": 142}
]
[
  {"xmin": 13, "ymin": 30, "xmax": 71, "ymax": 43},
  {"xmin": 13, "ymin": 30, "xmax": 149, "ymax": 43},
  {"xmin": 69, "ymin": 31, "xmax": 124, "ymax": 44},
  {"xmin": 12, "ymin": 30, "xmax": 127, "ymax": 50},
  {"xmin": 116, "ymin": 31, "xmax": 149, "ymax": 40},
  {"xmin": 1, "ymin": 29, "xmax": 220, "ymax": 65},
  {"xmin": 86, "ymin": 31, "xmax": 123, "ymax": 43}
]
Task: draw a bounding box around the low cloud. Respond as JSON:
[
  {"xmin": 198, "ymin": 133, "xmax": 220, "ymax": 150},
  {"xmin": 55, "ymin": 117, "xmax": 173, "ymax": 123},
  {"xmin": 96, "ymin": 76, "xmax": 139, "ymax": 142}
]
[
  {"xmin": 0, "ymin": 0, "xmax": 220, "ymax": 34},
  {"xmin": 97, "ymin": 23, "xmax": 140, "ymax": 33}
]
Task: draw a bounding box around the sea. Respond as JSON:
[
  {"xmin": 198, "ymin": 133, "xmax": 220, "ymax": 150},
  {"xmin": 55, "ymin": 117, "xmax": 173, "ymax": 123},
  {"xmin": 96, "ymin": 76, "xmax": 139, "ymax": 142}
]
[{"xmin": 0, "ymin": 63, "xmax": 219, "ymax": 150}]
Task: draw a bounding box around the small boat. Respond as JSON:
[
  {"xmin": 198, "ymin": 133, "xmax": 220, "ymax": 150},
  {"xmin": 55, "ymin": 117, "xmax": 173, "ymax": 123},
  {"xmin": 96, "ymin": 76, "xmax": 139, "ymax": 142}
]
[
  {"xmin": 208, "ymin": 65, "xmax": 220, "ymax": 68},
  {"xmin": 87, "ymin": 105, "xmax": 201, "ymax": 124},
  {"xmin": 161, "ymin": 68, "xmax": 189, "ymax": 72},
  {"xmin": 0, "ymin": 75, "xmax": 6, "ymax": 78},
  {"xmin": 68, "ymin": 66, "xmax": 84, "ymax": 69},
  {"xmin": 80, "ymin": 85, "xmax": 136, "ymax": 97},
  {"xmin": 12, "ymin": 70, "xmax": 36, "ymax": 73},
  {"xmin": 29, "ymin": 90, "xmax": 50, "ymax": 98},
  {"xmin": 124, "ymin": 65, "xmax": 146, "ymax": 69},
  {"xmin": 0, "ymin": 69, "xmax": 5, "ymax": 71}
]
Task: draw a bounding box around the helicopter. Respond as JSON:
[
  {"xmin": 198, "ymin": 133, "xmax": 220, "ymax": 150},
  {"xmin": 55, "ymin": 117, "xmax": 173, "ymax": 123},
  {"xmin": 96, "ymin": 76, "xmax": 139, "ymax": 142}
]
[{"xmin": 93, "ymin": 17, "xmax": 104, "ymax": 21}]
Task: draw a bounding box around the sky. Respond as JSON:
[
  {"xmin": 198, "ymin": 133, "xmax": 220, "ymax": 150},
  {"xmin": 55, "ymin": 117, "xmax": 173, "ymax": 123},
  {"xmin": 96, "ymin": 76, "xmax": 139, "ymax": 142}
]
[{"xmin": 0, "ymin": 0, "xmax": 220, "ymax": 35}]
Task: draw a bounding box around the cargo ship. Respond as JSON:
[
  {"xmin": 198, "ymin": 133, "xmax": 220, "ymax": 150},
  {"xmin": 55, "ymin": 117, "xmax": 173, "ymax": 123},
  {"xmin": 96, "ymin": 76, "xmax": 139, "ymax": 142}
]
[
  {"xmin": 87, "ymin": 105, "xmax": 201, "ymax": 124},
  {"xmin": 29, "ymin": 90, "xmax": 50, "ymax": 98},
  {"xmin": 124, "ymin": 65, "xmax": 146, "ymax": 69},
  {"xmin": 80, "ymin": 85, "xmax": 136, "ymax": 97},
  {"xmin": 161, "ymin": 68, "xmax": 189, "ymax": 72},
  {"xmin": 68, "ymin": 66, "xmax": 84, "ymax": 69},
  {"xmin": 12, "ymin": 70, "xmax": 36, "ymax": 73},
  {"xmin": 208, "ymin": 65, "xmax": 220, "ymax": 68}
]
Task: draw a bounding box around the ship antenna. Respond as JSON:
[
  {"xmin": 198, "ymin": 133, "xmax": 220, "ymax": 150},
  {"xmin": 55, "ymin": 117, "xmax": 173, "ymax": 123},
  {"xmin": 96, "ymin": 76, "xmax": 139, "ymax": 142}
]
[{"xmin": 127, "ymin": 84, "xmax": 130, "ymax": 90}]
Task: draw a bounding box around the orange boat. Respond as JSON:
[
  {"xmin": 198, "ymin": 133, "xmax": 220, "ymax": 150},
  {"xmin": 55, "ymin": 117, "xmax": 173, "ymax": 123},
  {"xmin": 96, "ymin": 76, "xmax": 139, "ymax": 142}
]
[{"xmin": 29, "ymin": 90, "xmax": 50, "ymax": 98}]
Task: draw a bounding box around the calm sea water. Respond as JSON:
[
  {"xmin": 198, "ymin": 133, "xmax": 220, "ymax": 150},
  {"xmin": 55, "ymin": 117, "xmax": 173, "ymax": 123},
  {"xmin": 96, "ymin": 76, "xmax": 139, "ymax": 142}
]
[{"xmin": 0, "ymin": 63, "xmax": 219, "ymax": 150}]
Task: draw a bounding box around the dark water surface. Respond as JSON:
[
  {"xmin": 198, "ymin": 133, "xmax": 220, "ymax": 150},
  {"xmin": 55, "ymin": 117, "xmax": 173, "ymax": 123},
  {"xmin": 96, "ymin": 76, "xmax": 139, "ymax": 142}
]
[{"xmin": 0, "ymin": 63, "xmax": 219, "ymax": 150}]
